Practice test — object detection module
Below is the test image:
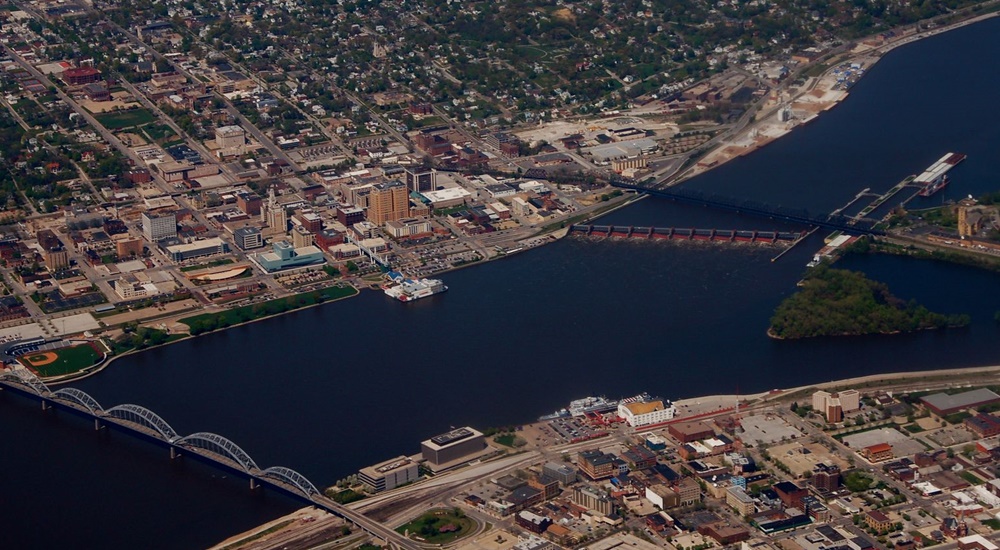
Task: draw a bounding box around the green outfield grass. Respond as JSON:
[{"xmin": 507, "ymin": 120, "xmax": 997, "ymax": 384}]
[
  {"xmin": 95, "ymin": 108, "xmax": 157, "ymax": 129},
  {"xmin": 20, "ymin": 344, "xmax": 102, "ymax": 378}
]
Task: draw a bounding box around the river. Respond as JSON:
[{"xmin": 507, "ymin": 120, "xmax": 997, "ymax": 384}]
[{"xmin": 4, "ymin": 16, "xmax": 1000, "ymax": 550}]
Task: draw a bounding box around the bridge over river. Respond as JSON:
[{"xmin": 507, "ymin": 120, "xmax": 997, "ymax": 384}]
[
  {"xmin": 0, "ymin": 370, "xmax": 420, "ymax": 550},
  {"xmin": 608, "ymin": 178, "xmax": 887, "ymax": 236}
]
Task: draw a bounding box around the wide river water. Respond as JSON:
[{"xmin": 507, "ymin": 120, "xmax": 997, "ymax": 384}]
[{"xmin": 4, "ymin": 16, "xmax": 1000, "ymax": 549}]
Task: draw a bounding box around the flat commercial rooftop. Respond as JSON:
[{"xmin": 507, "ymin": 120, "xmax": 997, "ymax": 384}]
[
  {"xmin": 842, "ymin": 427, "xmax": 925, "ymax": 457},
  {"xmin": 922, "ymin": 389, "xmax": 1000, "ymax": 414},
  {"xmin": 584, "ymin": 533, "xmax": 664, "ymax": 550},
  {"xmin": 739, "ymin": 414, "xmax": 802, "ymax": 445},
  {"xmin": 421, "ymin": 187, "xmax": 472, "ymax": 203}
]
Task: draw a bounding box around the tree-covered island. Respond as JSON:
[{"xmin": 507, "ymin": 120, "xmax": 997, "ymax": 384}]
[{"xmin": 768, "ymin": 266, "xmax": 970, "ymax": 339}]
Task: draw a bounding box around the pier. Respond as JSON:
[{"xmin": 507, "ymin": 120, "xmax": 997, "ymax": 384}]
[
  {"xmin": 569, "ymin": 224, "xmax": 805, "ymax": 244},
  {"xmin": 849, "ymin": 176, "xmax": 919, "ymax": 222},
  {"xmin": 0, "ymin": 370, "xmax": 418, "ymax": 550}
]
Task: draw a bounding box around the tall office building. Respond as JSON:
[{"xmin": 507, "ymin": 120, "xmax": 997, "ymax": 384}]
[
  {"xmin": 404, "ymin": 167, "xmax": 435, "ymax": 193},
  {"xmin": 366, "ymin": 180, "xmax": 409, "ymax": 225},
  {"xmin": 141, "ymin": 212, "xmax": 177, "ymax": 242},
  {"xmin": 37, "ymin": 229, "xmax": 69, "ymax": 271},
  {"xmin": 264, "ymin": 186, "xmax": 287, "ymax": 232}
]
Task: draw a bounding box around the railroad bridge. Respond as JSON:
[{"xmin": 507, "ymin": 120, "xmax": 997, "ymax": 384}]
[{"xmin": 608, "ymin": 178, "xmax": 886, "ymax": 236}]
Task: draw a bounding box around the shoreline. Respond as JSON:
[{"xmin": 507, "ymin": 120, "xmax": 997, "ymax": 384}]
[
  {"xmin": 43, "ymin": 284, "xmax": 360, "ymax": 387},
  {"xmin": 666, "ymin": 10, "xmax": 1000, "ymax": 187},
  {"xmin": 40, "ymin": 14, "xmax": 1000, "ymax": 385}
]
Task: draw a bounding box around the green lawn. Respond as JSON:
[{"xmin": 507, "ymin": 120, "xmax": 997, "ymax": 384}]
[
  {"xmin": 95, "ymin": 108, "xmax": 157, "ymax": 130},
  {"xmin": 140, "ymin": 123, "xmax": 176, "ymax": 141},
  {"xmin": 180, "ymin": 285, "xmax": 358, "ymax": 334},
  {"xmin": 494, "ymin": 434, "xmax": 516, "ymax": 447},
  {"xmin": 958, "ymin": 470, "xmax": 984, "ymax": 485},
  {"xmin": 22, "ymin": 344, "xmax": 101, "ymax": 378},
  {"xmin": 843, "ymin": 471, "xmax": 876, "ymax": 492},
  {"xmin": 396, "ymin": 510, "xmax": 474, "ymax": 544},
  {"xmin": 514, "ymin": 45, "xmax": 550, "ymax": 60}
]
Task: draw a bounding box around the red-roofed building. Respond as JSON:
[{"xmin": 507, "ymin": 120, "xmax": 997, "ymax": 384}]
[
  {"xmin": 862, "ymin": 443, "xmax": 894, "ymax": 463},
  {"xmin": 62, "ymin": 67, "xmax": 101, "ymax": 85}
]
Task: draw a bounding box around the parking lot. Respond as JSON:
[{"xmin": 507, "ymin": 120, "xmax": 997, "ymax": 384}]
[{"xmin": 536, "ymin": 415, "xmax": 616, "ymax": 444}]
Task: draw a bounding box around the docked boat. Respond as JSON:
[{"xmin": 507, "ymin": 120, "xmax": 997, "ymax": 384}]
[
  {"xmin": 918, "ymin": 174, "xmax": 950, "ymax": 197},
  {"xmin": 538, "ymin": 409, "xmax": 570, "ymax": 421},
  {"xmin": 568, "ymin": 396, "xmax": 618, "ymax": 417},
  {"xmin": 383, "ymin": 274, "xmax": 448, "ymax": 302},
  {"xmin": 915, "ymin": 152, "xmax": 966, "ymax": 197}
]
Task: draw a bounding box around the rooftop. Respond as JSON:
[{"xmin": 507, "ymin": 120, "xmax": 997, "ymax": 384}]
[
  {"xmin": 424, "ymin": 426, "xmax": 482, "ymax": 449},
  {"xmin": 922, "ymin": 388, "xmax": 1000, "ymax": 412},
  {"xmin": 624, "ymin": 400, "xmax": 666, "ymax": 416}
]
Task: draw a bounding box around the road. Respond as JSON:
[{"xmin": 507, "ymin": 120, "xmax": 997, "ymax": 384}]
[
  {"xmin": 102, "ymin": 20, "xmax": 304, "ymax": 172},
  {"xmin": 2, "ymin": 47, "xmax": 137, "ymax": 167},
  {"xmin": 114, "ymin": 77, "xmax": 231, "ymax": 178}
]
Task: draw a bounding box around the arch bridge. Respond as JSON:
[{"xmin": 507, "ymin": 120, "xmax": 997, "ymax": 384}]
[{"xmin": 0, "ymin": 372, "xmax": 322, "ymax": 501}]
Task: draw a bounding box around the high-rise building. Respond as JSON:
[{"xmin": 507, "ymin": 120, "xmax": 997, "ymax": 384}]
[
  {"xmin": 264, "ymin": 186, "xmax": 287, "ymax": 232},
  {"xmin": 215, "ymin": 125, "xmax": 246, "ymax": 150},
  {"xmin": 37, "ymin": 229, "xmax": 69, "ymax": 271},
  {"xmin": 812, "ymin": 463, "xmax": 841, "ymax": 492},
  {"xmin": 404, "ymin": 167, "xmax": 436, "ymax": 193},
  {"xmin": 366, "ymin": 180, "xmax": 409, "ymax": 225},
  {"xmin": 291, "ymin": 225, "xmax": 313, "ymax": 248},
  {"xmin": 141, "ymin": 212, "xmax": 177, "ymax": 242},
  {"xmin": 813, "ymin": 390, "xmax": 861, "ymax": 423},
  {"xmin": 231, "ymin": 226, "xmax": 264, "ymax": 250}
]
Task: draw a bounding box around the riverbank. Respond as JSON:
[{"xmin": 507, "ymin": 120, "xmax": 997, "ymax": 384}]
[
  {"xmin": 42, "ymin": 284, "xmax": 360, "ymax": 387},
  {"xmin": 667, "ymin": 364, "xmax": 1000, "ymax": 420},
  {"xmin": 672, "ymin": 9, "xmax": 1000, "ymax": 186}
]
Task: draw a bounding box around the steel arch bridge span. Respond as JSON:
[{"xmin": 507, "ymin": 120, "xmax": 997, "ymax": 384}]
[
  {"xmin": 52, "ymin": 388, "xmax": 104, "ymax": 415},
  {"xmin": 0, "ymin": 370, "xmax": 51, "ymax": 396},
  {"xmin": 260, "ymin": 466, "xmax": 321, "ymax": 498},
  {"xmin": 176, "ymin": 432, "xmax": 260, "ymax": 473},
  {"xmin": 104, "ymin": 404, "xmax": 181, "ymax": 442}
]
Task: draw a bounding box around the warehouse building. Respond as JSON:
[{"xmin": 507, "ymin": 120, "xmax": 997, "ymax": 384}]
[{"xmin": 922, "ymin": 389, "xmax": 1000, "ymax": 417}]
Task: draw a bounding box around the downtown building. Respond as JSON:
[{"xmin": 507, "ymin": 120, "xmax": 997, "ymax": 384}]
[
  {"xmin": 366, "ymin": 180, "xmax": 409, "ymax": 225},
  {"xmin": 142, "ymin": 211, "xmax": 177, "ymax": 242},
  {"xmin": 358, "ymin": 456, "xmax": 419, "ymax": 493}
]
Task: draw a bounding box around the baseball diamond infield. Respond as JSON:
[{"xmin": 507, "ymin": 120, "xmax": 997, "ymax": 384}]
[{"xmin": 18, "ymin": 344, "xmax": 102, "ymax": 378}]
